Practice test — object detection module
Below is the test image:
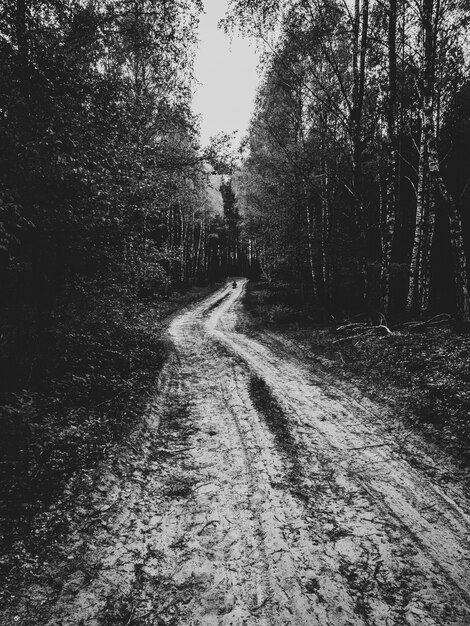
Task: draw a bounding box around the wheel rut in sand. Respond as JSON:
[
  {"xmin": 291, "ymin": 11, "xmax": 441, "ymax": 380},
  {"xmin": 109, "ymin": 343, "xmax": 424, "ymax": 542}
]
[
  {"xmin": 5, "ymin": 279, "xmax": 470, "ymax": 626},
  {"xmin": 165, "ymin": 289, "xmax": 324, "ymax": 625},
  {"xmin": 207, "ymin": 280, "xmax": 470, "ymax": 625}
]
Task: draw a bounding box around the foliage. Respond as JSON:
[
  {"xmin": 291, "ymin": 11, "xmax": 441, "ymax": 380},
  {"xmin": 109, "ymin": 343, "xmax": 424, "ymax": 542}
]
[
  {"xmin": 0, "ymin": 281, "xmax": 218, "ymax": 579},
  {"xmin": 0, "ymin": 0, "xmax": 245, "ymax": 543},
  {"xmin": 231, "ymin": 0, "xmax": 470, "ymax": 321}
]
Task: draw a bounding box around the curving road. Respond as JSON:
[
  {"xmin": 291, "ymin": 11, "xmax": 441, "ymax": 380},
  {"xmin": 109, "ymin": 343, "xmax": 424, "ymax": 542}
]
[{"xmin": 7, "ymin": 280, "xmax": 470, "ymax": 626}]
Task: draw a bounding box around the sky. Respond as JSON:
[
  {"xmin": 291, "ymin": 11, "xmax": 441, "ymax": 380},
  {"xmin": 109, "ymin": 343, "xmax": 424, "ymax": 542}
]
[{"xmin": 192, "ymin": 0, "xmax": 260, "ymax": 147}]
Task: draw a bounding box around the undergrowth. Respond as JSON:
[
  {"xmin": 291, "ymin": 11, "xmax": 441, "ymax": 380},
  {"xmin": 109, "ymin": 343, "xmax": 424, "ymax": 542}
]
[{"xmin": 0, "ymin": 280, "xmax": 219, "ymax": 593}]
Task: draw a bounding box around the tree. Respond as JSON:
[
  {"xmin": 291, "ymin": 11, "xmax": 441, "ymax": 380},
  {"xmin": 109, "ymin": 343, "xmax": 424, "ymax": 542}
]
[
  {"xmin": 407, "ymin": 0, "xmax": 470, "ymax": 325},
  {"xmin": 379, "ymin": 0, "xmax": 398, "ymax": 313},
  {"xmin": 228, "ymin": 0, "xmax": 470, "ymax": 322}
]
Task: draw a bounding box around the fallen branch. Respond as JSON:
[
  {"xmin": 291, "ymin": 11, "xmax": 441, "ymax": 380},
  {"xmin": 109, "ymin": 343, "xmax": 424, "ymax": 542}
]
[
  {"xmin": 336, "ymin": 322, "xmax": 371, "ymax": 334},
  {"xmin": 376, "ymin": 324, "xmax": 393, "ymax": 336},
  {"xmin": 348, "ymin": 443, "xmax": 390, "ymax": 451},
  {"xmin": 334, "ymin": 318, "xmax": 393, "ymax": 341},
  {"xmin": 333, "ymin": 325, "xmax": 392, "ymax": 343},
  {"xmin": 398, "ymin": 313, "xmax": 453, "ymax": 331},
  {"xmin": 197, "ymin": 519, "xmax": 219, "ymax": 535},
  {"xmin": 333, "ymin": 330, "xmax": 373, "ymax": 344}
]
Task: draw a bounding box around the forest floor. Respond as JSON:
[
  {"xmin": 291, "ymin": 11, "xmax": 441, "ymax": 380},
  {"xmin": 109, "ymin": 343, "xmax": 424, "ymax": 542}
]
[
  {"xmin": 240, "ymin": 280, "xmax": 470, "ymax": 474},
  {"xmin": 2, "ymin": 279, "xmax": 470, "ymax": 625}
]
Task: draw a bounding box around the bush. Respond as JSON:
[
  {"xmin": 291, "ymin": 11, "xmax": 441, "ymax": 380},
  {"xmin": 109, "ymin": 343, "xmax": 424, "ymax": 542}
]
[
  {"xmin": 0, "ymin": 280, "xmax": 219, "ymax": 548},
  {"xmin": 267, "ymin": 304, "xmax": 297, "ymax": 324}
]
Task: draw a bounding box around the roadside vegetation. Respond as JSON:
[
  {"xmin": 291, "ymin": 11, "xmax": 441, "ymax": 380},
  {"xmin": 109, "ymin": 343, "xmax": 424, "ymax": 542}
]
[
  {"xmin": 242, "ymin": 280, "xmax": 470, "ymax": 469},
  {"xmin": 0, "ymin": 0, "xmax": 252, "ymax": 592},
  {"xmin": 0, "ymin": 282, "xmax": 221, "ymax": 607},
  {"xmin": 3, "ymin": 0, "xmax": 470, "ymax": 618}
]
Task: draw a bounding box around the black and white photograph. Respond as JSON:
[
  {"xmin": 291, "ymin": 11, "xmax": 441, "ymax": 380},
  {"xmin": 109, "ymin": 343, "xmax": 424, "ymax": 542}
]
[{"xmin": 1, "ymin": 0, "xmax": 470, "ymax": 623}]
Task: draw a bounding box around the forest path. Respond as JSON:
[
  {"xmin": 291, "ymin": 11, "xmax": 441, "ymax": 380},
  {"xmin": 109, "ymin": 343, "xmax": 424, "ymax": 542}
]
[{"xmin": 8, "ymin": 280, "xmax": 470, "ymax": 626}]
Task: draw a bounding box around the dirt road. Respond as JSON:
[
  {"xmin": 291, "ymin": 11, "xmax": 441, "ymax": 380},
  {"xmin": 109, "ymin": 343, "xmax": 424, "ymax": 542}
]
[{"xmin": 7, "ymin": 280, "xmax": 470, "ymax": 625}]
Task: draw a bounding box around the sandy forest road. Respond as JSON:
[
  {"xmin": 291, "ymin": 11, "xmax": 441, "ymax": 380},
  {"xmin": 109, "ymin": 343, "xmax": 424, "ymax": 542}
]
[{"xmin": 11, "ymin": 280, "xmax": 470, "ymax": 625}]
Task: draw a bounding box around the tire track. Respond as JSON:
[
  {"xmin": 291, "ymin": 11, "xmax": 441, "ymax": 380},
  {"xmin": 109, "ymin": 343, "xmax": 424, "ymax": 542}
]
[
  {"xmin": 208, "ymin": 279, "xmax": 470, "ymax": 625},
  {"xmin": 5, "ymin": 280, "xmax": 470, "ymax": 626}
]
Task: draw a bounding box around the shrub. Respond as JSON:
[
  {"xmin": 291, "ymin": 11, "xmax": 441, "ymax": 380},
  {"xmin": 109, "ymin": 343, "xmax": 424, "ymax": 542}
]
[{"xmin": 267, "ymin": 304, "xmax": 297, "ymax": 324}]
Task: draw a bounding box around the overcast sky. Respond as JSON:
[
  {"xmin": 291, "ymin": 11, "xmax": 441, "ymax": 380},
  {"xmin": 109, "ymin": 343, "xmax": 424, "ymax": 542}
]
[{"xmin": 193, "ymin": 0, "xmax": 260, "ymax": 147}]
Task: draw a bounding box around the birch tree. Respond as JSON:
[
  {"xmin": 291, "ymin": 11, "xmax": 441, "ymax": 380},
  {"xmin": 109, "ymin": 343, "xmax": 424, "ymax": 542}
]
[{"xmin": 407, "ymin": 0, "xmax": 470, "ymax": 325}]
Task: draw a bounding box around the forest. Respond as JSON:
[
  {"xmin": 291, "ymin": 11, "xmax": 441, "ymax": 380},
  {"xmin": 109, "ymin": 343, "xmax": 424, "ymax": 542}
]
[
  {"xmin": 2, "ymin": 0, "xmax": 470, "ymax": 619},
  {"xmin": 0, "ymin": 0, "xmax": 253, "ymax": 531},
  {"xmin": 228, "ymin": 0, "xmax": 470, "ymax": 325}
]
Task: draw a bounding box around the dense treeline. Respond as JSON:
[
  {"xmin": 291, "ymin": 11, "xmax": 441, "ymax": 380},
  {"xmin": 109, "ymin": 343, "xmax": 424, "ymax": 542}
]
[
  {"xmin": 228, "ymin": 0, "xmax": 470, "ymax": 325},
  {"xmin": 1, "ymin": 0, "xmax": 207, "ymax": 376},
  {"xmin": 0, "ymin": 0, "xmax": 248, "ymax": 522}
]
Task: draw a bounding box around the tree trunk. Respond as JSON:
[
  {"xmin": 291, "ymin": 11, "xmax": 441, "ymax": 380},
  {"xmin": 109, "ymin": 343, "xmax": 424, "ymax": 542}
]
[
  {"xmin": 428, "ymin": 140, "xmax": 470, "ymax": 326},
  {"xmin": 380, "ymin": 0, "xmax": 398, "ymax": 313},
  {"xmin": 351, "ymin": 0, "xmax": 369, "ymax": 303},
  {"xmin": 167, "ymin": 206, "xmax": 173, "ymax": 281},
  {"xmin": 406, "ymin": 0, "xmax": 469, "ymax": 324},
  {"xmin": 16, "ymin": 0, "xmax": 27, "ymax": 80},
  {"xmin": 319, "ymin": 108, "xmax": 329, "ymax": 301},
  {"xmin": 407, "ymin": 0, "xmax": 435, "ymax": 316},
  {"xmin": 407, "ymin": 134, "xmax": 428, "ymax": 313},
  {"xmin": 304, "ymin": 191, "xmax": 317, "ymax": 298},
  {"xmin": 179, "ymin": 204, "xmax": 185, "ymax": 283}
]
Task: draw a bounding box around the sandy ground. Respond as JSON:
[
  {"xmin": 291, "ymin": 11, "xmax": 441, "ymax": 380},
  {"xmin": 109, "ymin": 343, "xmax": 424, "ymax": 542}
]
[{"xmin": 4, "ymin": 280, "xmax": 470, "ymax": 625}]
